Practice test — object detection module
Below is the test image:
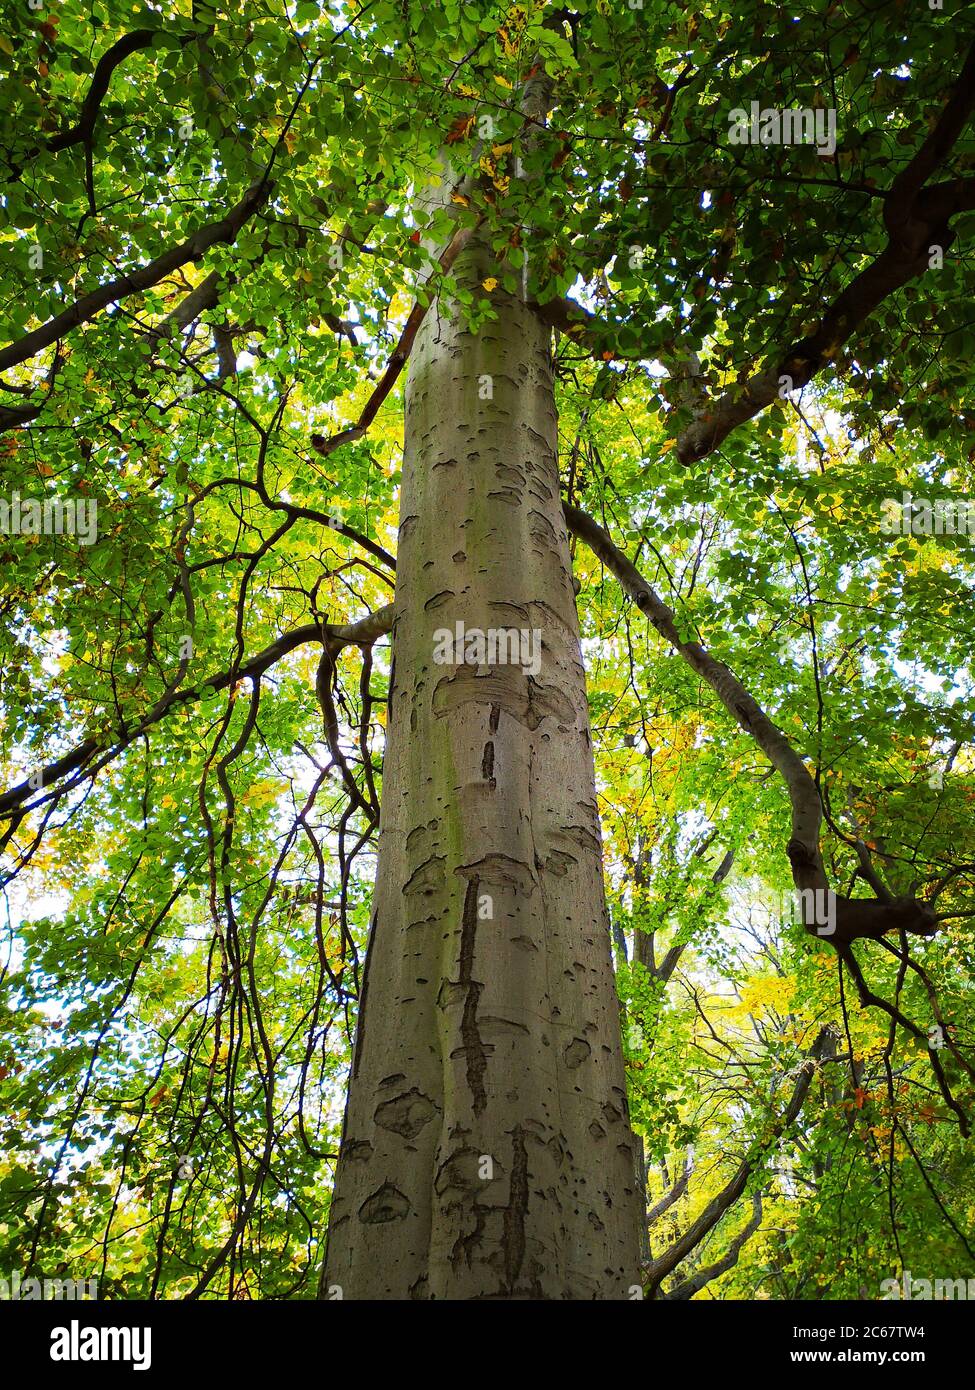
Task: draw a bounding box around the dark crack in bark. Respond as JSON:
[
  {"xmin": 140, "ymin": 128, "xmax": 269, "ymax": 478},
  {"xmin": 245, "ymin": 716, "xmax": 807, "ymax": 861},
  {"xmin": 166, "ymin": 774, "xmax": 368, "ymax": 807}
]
[{"xmin": 459, "ymin": 877, "xmax": 488, "ymax": 1115}]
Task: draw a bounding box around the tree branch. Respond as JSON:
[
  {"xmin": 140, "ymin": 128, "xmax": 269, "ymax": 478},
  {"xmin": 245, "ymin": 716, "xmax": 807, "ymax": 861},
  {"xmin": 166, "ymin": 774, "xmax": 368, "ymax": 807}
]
[
  {"xmin": 644, "ymin": 1030, "xmax": 829, "ymax": 1293},
  {"xmin": 646, "ymin": 1151, "xmax": 694, "ymax": 1224},
  {"xmin": 663, "ymin": 1192, "xmax": 763, "ymax": 1300},
  {"xmin": 675, "ymin": 37, "xmax": 975, "ymax": 466},
  {"xmin": 564, "ymin": 501, "xmax": 827, "ymax": 892},
  {"xmin": 0, "ymin": 181, "xmax": 272, "ymax": 377},
  {"xmin": 0, "ymin": 605, "xmax": 394, "ymax": 822}
]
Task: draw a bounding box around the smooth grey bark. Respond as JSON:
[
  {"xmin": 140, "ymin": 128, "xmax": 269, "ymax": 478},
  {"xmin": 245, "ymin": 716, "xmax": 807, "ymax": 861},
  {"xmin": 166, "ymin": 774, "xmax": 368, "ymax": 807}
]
[{"xmin": 322, "ymin": 239, "xmax": 642, "ymax": 1299}]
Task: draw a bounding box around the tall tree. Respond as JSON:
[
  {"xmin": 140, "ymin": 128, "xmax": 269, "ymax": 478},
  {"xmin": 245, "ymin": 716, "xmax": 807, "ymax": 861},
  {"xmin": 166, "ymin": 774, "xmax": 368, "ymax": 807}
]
[
  {"xmin": 1, "ymin": 0, "xmax": 973, "ymax": 1300},
  {"xmin": 323, "ymin": 238, "xmax": 642, "ymax": 1299}
]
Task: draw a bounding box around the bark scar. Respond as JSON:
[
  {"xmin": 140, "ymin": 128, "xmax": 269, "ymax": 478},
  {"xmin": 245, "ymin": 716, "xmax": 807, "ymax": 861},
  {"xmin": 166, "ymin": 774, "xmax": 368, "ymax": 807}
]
[
  {"xmin": 502, "ymin": 1123, "xmax": 529, "ymax": 1293},
  {"xmin": 459, "ymin": 877, "xmax": 488, "ymax": 1115}
]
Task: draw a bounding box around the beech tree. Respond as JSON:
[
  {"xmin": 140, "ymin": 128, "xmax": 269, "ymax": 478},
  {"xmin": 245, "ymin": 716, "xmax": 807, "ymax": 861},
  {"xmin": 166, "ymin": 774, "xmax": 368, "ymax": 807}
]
[{"xmin": 1, "ymin": 0, "xmax": 973, "ymax": 1301}]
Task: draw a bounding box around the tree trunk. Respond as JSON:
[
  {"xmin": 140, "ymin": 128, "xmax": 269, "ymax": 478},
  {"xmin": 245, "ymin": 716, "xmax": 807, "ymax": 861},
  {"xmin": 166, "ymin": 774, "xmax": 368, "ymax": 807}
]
[{"xmin": 321, "ymin": 234, "xmax": 641, "ymax": 1300}]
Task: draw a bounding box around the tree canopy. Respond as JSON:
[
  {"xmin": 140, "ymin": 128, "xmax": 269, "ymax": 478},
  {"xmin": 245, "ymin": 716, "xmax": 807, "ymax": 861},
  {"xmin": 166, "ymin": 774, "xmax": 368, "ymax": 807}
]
[{"xmin": 1, "ymin": 0, "xmax": 973, "ymax": 1300}]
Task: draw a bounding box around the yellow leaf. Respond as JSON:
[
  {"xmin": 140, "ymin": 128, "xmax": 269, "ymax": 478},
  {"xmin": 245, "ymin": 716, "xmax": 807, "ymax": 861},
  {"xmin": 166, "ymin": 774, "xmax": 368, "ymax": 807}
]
[
  {"xmin": 493, "ymin": 73, "xmax": 513, "ymax": 88},
  {"xmin": 482, "ymin": 277, "xmax": 498, "ymax": 292},
  {"xmin": 244, "ymin": 779, "xmax": 281, "ymax": 809}
]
